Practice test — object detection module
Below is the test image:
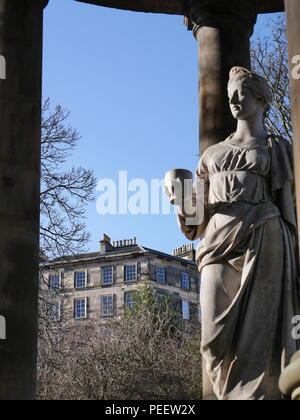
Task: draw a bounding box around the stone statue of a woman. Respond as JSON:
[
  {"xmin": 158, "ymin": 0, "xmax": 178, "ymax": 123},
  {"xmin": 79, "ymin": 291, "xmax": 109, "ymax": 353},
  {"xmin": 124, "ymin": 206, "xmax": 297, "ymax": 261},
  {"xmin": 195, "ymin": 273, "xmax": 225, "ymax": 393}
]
[{"xmin": 166, "ymin": 66, "xmax": 300, "ymax": 400}]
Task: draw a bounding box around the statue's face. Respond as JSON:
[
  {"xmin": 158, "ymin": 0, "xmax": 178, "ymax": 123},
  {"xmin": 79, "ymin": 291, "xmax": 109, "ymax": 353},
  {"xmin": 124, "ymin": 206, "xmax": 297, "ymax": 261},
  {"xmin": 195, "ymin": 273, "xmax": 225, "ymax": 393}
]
[{"xmin": 228, "ymin": 79, "xmax": 263, "ymax": 121}]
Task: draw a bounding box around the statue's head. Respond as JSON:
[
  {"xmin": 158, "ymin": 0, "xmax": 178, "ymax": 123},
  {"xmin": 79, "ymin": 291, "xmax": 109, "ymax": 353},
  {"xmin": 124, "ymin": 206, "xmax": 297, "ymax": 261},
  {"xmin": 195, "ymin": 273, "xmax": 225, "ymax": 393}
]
[{"xmin": 228, "ymin": 66, "xmax": 272, "ymax": 121}]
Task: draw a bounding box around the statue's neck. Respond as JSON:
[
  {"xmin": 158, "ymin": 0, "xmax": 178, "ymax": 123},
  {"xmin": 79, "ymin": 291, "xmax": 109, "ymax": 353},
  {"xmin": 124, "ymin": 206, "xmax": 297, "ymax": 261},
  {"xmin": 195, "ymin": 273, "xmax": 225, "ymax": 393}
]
[{"xmin": 235, "ymin": 117, "xmax": 267, "ymax": 140}]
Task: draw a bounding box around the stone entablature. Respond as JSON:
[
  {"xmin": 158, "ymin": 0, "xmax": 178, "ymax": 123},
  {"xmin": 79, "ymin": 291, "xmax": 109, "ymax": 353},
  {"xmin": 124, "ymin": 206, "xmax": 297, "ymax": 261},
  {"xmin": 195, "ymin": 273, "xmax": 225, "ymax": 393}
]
[{"xmin": 75, "ymin": 0, "xmax": 284, "ymax": 16}]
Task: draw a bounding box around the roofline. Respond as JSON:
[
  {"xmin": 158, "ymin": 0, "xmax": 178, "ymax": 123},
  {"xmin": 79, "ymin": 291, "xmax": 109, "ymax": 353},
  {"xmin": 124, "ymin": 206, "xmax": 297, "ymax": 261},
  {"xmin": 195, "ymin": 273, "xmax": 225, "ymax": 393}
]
[{"xmin": 40, "ymin": 245, "xmax": 196, "ymax": 269}]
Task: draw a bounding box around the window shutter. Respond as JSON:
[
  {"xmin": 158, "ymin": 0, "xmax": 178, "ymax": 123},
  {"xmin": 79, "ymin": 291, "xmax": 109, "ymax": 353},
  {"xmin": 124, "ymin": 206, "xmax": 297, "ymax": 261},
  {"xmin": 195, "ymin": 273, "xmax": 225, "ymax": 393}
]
[
  {"xmin": 86, "ymin": 297, "xmax": 90, "ymax": 318},
  {"xmin": 85, "ymin": 269, "xmax": 88, "ymax": 287},
  {"xmin": 113, "ymin": 293, "xmax": 117, "ymax": 317}
]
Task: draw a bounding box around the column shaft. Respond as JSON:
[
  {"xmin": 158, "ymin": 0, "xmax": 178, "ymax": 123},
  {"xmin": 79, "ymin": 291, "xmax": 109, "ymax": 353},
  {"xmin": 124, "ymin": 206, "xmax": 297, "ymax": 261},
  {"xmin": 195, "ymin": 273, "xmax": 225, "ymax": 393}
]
[
  {"xmin": 0, "ymin": 0, "xmax": 47, "ymax": 400},
  {"xmin": 188, "ymin": 0, "xmax": 257, "ymax": 152},
  {"xmin": 285, "ymin": 0, "xmax": 300, "ymax": 262}
]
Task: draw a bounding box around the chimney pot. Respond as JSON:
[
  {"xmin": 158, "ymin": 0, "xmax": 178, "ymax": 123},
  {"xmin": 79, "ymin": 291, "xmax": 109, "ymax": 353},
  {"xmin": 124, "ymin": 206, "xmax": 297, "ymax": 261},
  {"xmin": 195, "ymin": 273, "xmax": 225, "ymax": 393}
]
[
  {"xmin": 100, "ymin": 234, "xmax": 112, "ymax": 253},
  {"xmin": 102, "ymin": 234, "xmax": 111, "ymax": 244}
]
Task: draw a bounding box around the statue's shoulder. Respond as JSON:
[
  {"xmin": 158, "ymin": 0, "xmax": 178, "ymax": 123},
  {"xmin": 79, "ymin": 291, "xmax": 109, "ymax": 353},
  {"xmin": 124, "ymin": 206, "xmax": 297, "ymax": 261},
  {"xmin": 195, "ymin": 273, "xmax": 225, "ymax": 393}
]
[
  {"xmin": 269, "ymin": 134, "xmax": 292, "ymax": 148},
  {"xmin": 268, "ymin": 135, "xmax": 294, "ymax": 178},
  {"xmin": 268, "ymin": 135, "xmax": 293, "ymax": 160},
  {"xmin": 201, "ymin": 140, "xmax": 227, "ymax": 156}
]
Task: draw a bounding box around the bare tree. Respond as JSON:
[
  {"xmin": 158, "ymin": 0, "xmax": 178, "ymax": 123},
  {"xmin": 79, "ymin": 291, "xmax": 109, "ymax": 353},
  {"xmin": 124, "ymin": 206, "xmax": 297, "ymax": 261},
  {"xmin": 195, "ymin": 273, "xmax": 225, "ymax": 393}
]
[
  {"xmin": 38, "ymin": 100, "xmax": 97, "ymax": 367},
  {"xmin": 40, "ymin": 98, "xmax": 97, "ymax": 258},
  {"xmin": 251, "ymin": 15, "xmax": 292, "ymax": 142},
  {"xmin": 37, "ymin": 286, "xmax": 202, "ymax": 400}
]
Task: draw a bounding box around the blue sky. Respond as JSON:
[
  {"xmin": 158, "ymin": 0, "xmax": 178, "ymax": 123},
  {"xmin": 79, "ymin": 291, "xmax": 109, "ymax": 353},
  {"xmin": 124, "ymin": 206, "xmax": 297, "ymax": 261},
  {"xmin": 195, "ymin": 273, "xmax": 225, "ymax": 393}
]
[{"xmin": 42, "ymin": 0, "xmax": 283, "ymax": 255}]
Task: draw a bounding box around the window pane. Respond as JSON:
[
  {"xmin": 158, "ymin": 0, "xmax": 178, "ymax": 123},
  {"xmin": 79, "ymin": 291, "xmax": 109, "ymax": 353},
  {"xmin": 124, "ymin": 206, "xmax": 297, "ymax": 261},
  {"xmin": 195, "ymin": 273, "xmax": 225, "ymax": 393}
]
[
  {"xmin": 156, "ymin": 267, "xmax": 166, "ymax": 283},
  {"xmin": 182, "ymin": 301, "xmax": 190, "ymax": 320},
  {"xmin": 49, "ymin": 275, "xmax": 60, "ymax": 291},
  {"xmin": 75, "ymin": 272, "xmax": 86, "ymax": 288},
  {"xmin": 101, "ymin": 295, "xmax": 113, "ymax": 316},
  {"xmin": 125, "ymin": 265, "xmax": 136, "ymax": 282},
  {"xmin": 74, "ymin": 299, "xmax": 87, "ymax": 319},
  {"xmin": 102, "ymin": 267, "xmax": 113, "ymax": 285},
  {"xmin": 181, "ymin": 273, "xmax": 190, "ymax": 290},
  {"xmin": 125, "ymin": 292, "xmax": 136, "ymax": 308}
]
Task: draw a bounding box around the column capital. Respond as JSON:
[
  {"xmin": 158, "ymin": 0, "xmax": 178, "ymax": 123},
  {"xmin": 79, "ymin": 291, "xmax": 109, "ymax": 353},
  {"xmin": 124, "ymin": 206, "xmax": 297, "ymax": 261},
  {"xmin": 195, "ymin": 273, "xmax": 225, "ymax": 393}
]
[
  {"xmin": 40, "ymin": 0, "xmax": 49, "ymax": 8},
  {"xmin": 279, "ymin": 350, "xmax": 300, "ymax": 400},
  {"xmin": 185, "ymin": 0, "xmax": 257, "ymax": 38}
]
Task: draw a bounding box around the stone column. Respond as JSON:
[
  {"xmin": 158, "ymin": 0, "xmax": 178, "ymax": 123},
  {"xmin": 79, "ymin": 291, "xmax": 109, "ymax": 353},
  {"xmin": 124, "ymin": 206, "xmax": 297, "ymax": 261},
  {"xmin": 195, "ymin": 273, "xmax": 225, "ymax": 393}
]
[
  {"xmin": 0, "ymin": 0, "xmax": 48, "ymax": 400},
  {"xmin": 278, "ymin": 0, "xmax": 300, "ymax": 399},
  {"xmin": 285, "ymin": 0, "xmax": 300, "ymax": 261},
  {"xmin": 279, "ymin": 350, "xmax": 300, "ymax": 400},
  {"xmin": 187, "ymin": 0, "xmax": 257, "ymax": 153}
]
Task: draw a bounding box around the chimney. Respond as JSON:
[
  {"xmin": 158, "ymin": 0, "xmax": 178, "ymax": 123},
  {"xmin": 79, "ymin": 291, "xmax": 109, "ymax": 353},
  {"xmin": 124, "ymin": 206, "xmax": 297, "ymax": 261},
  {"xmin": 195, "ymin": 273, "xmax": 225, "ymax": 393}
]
[
  {"xmin": 100, "ymin": 234, "xmax": 112, "ymax": 253},
  {"xmin": 173, "ymin": 243, "xmax": 195, "ymax": 262}
]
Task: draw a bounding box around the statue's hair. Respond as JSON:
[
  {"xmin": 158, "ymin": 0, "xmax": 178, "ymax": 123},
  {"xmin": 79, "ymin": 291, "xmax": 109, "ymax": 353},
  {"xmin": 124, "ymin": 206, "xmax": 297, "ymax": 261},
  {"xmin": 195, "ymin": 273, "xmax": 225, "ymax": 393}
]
[{"xmin": 228, "ymin": 67, "xmax": 272, "ymax": 118}]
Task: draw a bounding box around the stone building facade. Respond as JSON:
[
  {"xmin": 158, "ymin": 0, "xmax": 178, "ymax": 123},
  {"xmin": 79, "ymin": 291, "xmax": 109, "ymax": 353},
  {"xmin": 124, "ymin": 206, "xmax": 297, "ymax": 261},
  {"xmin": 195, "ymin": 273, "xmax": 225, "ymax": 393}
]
[{"xmin": 41, "ymin": 234, "xmax": 201, "ymax": 324}]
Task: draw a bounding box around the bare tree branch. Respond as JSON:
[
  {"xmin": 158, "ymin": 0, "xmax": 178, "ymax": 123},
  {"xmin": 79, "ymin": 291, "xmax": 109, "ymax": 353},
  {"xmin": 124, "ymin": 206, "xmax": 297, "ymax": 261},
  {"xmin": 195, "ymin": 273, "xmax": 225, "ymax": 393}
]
[
  {"xmin": 251, "ymin": 15, "xmax": 292, "ymax": 142},
  {"xmin": 40, "ymin": 99, "xmax": 97, "ymax": 258}
]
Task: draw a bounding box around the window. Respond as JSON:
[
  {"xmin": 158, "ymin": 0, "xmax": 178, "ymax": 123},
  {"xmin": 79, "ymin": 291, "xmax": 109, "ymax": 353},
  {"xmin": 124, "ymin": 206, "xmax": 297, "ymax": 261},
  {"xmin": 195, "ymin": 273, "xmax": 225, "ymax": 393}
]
[
  {"xmin": 101, "ymin": 295, "xmax": 114, "ymax": 317},
  {"xmin": 74, "ymin": 298, "xmax": 87, "ymax": 319},
  {"xmin": 182, "ymin": 301, "xmax": 190, "ymax": 320},
  {"xmin": 74, "ymin": 271, "xmax": 86, "ymax": 288},
  {"xmin": 49, "ymin": 302, "xmax": 61, "ymax": 322},
  {"xmin": 156, "ymin": 267, "xmax": 166, "ymax": 283},
  {"xmin": 181, "ymin": 273, "xmax": 190, "ymax": 290},
  {"xmin": 102, "ymin": 267, "xmax": 113, "ymax": 285},
  {"xmin": 124, "ymin": 265, "xmax": 137, "ymax": 282},
  {"xmin": 125, "ymin": 292, "xmax": 136, "ymax": 308},
  {"xmin": 49, "ymin": 274, "xmax": 60, "ymax": 291}
]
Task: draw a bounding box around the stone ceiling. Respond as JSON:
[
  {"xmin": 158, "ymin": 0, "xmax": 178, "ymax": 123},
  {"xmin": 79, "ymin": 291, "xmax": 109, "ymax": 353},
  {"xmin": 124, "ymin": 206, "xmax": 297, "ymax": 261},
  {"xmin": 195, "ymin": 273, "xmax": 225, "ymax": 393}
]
[{"xmin": 75, "ymin": 0, "xmax": 284, "ymax": 15}]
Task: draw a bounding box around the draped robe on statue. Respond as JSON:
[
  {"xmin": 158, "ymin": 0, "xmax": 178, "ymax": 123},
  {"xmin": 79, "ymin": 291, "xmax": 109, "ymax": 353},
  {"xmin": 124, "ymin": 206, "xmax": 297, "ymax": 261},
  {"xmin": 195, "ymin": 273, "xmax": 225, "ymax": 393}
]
[{"xmin": 178, "ymin": 135, "xmax": 300, "ymax": 400}]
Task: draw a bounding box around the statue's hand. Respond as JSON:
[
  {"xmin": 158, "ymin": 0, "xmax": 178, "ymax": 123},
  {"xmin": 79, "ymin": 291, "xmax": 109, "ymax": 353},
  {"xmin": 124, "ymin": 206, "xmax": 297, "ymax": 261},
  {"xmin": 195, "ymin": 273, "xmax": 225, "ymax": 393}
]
[
  {"xmin": 164, "ymin": 169, "xmax": 193, "ymax": 211},
  {"xmin": 164, "ymin": 177, "xmax": 181, "ymax": 206}
]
